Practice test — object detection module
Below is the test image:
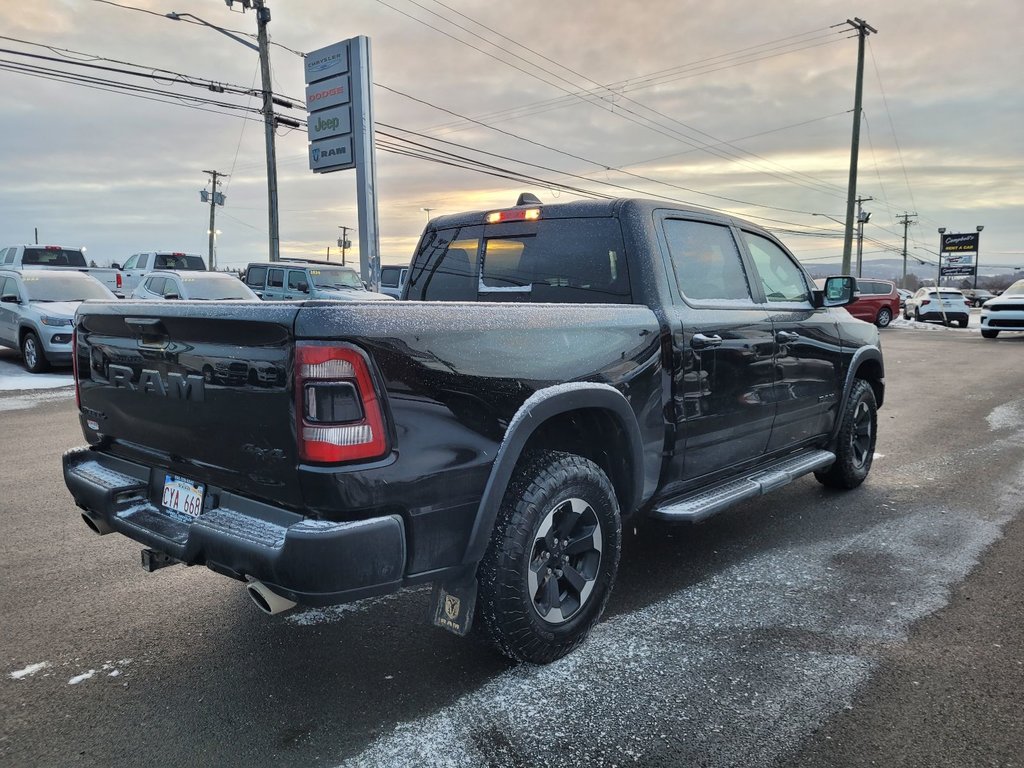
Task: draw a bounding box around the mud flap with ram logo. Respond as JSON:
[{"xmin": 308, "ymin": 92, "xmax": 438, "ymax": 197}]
[{"xmin": 430, "ymin": 578, "xmax": 477, "ymax": 636}]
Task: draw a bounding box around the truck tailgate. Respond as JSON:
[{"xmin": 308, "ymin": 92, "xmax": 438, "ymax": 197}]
[{"xmin": 76, "ymin": 302, "xmax": 303, "ymax": 508}]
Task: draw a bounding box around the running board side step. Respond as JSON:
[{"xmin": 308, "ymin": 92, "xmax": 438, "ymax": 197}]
[{"xmin": 650, "ymin": 449, "xmax": 836, "ymax": 523}]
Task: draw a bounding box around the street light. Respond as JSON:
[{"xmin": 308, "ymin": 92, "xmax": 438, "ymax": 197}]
[
  {"xmin": 166, "ymin": 3, "xmax": 280, "ymax": 263},
  {"xmin": 165, "ymin": 12, "xmax": 258, "ymax": 50},
  {"xmin": 856, "ymin": 208, "xmax": 871, "ymax": 278},
  {"xmin": 420, "ymin": 207, "xmax": 435, "ymax": 222}
]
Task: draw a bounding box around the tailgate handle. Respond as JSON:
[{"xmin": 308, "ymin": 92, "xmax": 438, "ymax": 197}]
[{"xmin": 125, "ymin": 317, "xmax": 169, "ymax": 347}]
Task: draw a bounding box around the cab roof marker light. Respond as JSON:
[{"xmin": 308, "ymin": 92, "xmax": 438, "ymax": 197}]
[{"xmin": 484, "ymin": 207, "xmax": 541, "ymax": 224}]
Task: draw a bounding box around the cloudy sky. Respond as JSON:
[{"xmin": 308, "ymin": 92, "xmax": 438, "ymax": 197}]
[{"xmin": 0, "ymin": 0, "xmax": 1020, "ymax": 277}]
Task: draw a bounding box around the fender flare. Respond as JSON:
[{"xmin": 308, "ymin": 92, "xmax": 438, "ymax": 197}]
[
  {"xmin": 461, "ymin": 383, "xmax": 644, "ymax": 566},
  {"xmin": 832, "ymin": 345, "xmax": 885, "ymax": 442}
]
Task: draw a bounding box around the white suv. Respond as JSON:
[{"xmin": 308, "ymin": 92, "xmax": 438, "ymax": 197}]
[
  {"xmin": 903, "ymin": 287, "xmax": 971, "ymax": 327},
  {"xmin": 980, "ymin": 280, "xmax": 1024, "ymax": 338}
]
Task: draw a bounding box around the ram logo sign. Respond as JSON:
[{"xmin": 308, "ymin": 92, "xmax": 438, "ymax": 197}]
[{"xmin": 106, "ymin": 365, "xmax": 205, "ymax": 402}]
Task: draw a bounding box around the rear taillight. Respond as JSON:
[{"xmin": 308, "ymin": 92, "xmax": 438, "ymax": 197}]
[
  {"xmin": 116, "ymin": 273, "xmax": 122, "ymax": 289},
  {"xmin": 921, "ymin": 299, "xmax": 931, "ymax": 306},
  {"xmin": 72, "ymin": 327, "xmax": 81, "ymax": 410},
  {"xmin": 295, "ymin": 342, "xmax": 388, "ymax": 463}
]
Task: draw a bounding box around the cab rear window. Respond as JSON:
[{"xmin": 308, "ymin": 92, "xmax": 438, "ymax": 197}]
[
  {"xmin": 22, "ymin": 248, "xmax": 87, "ymax": 267},
  {"xmin": 406, "ymin": 218, "xmax": 631, "ymax": 304}
]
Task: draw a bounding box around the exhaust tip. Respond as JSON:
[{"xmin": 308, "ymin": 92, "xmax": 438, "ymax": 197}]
[
  {"xmin": 81, "ymin": 511, "xmax": 113, "ymax": 536},
  {"xmin": 245, "ymin": 580, "xmax": 296, "ymax": 615}
]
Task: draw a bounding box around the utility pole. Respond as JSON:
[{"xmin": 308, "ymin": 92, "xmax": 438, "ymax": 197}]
[
  {"xmin": 840, "ymin": 17, "xmax": 877, "ymax": 275},
  {"xmin": 896, "ymin": 212, "xmax": 917, "ymax": 287},
  {"xmin": 338, "ymin": 226, "xmax": 352, "ymax": 266},
  {"xmin": 252, "ymin": 0, "xmax": 280, "ymax": 262},
  {"xmin": 855, "ymin": 195, "xmax": 872, "ymax": 278},
  {"xmin": 201, "ymin": 170, "xmax": 227, "ymax": 271}
]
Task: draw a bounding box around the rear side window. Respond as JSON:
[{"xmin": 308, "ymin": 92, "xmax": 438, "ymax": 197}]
[
  {"xmin": 406, "ymin": 226, "xmax": 481, "ymax": 302},
  {"xmin": 380, "ymin": 266, "xmax": 401, "ymax": 288},
  {"xmin": 144, "ymin": 276, "xmax": 166, "ymax": 295},
  {"xmin": 479, "ymin": 218, "xmax": 631, "ymax": 304},
  {"xmin": 246, "ymin": 265, "xmax": 268, "ymax": 288},
  {"xmin": 21, "ymin": 248, "xmax": 88, "ymax": 267},
  {"xmin": 741, "ymin": 231, "xmax": 810, "ymax": 303},
  {"xmin": 137, "ymin": 254, "xmax": 150, "ymax": 269},
  {"xmin": 267, "ymin": 269, "xmax": 284, "ymax": 288},
  {"xmin": 664, "ymin": 220, "xmax": 751, "ymax": 301},
  {"xmin": 288, "ymin": 270, "xmax": 306, "ymax": 290}
]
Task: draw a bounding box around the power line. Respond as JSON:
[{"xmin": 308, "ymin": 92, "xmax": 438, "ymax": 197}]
[
  {"xmin": 382, "ymin": 0, "xmax": 851, "ymax": 198},
  {"xmin": 410, "ymin": 1, "xmax": 848, "ymax": 196}
]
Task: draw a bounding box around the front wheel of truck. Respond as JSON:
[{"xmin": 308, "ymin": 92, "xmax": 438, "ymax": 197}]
[
  {"xmin": 815, "ymin": 378, "xmax": 877, "ymax": 489},
  {"xmin": 476, "ymin": 450, "xmax": 621, "ymax": 664}
]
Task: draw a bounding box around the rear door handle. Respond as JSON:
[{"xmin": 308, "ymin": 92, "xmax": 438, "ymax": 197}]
[
  {"xmin": 776, "ymin": 331, "xmax": 800, "ymax": 343},
  {"xmin": 691, "ymin": 333, "xmax": 723, "ymax": 349}
]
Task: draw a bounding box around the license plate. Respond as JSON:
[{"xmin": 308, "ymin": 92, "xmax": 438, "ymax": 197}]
[{"xmin": 161, "ymin": 474, "xmax": 205, "ymax": 518}]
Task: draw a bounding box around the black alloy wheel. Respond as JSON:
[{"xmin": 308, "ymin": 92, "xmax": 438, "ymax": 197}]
[
  {"xmin": 476, "ymin": 450, "xmax": 621, "ymax": 664},
  {"xmin": 527, "ymin": 496, "xmax": 604, "ymax": 625},
  {"xmin": 815, "ymin": 378, "xmax": 877, "ymax": 489}
]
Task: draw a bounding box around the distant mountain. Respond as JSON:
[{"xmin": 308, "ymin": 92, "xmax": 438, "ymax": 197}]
[{"xmin": 801, "ymin": 258, "xmax": 928, "ymax": 280}]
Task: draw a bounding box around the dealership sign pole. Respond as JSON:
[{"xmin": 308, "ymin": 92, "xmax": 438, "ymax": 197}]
[{"xmin": 304, "ymin": 37, "xmax": 380, "ymax": 290}]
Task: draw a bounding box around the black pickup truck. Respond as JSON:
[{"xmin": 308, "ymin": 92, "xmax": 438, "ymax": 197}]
[{"xmin": 63, "ymin": 196, "xmax": 883, "ymax": 663}]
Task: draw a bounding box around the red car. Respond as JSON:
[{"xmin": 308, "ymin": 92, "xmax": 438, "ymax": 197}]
[{"xmin": 848, "ymin": 279, "xmax": 900, "ymax": 327}]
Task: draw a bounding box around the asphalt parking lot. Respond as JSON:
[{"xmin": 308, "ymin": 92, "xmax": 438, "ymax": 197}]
[{"xmin": 1, "ymin": 326, "xmax": 1023, "ymax": 768}]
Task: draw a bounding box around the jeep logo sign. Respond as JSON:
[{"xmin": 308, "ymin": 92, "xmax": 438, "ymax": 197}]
[{"xmin": 307, "ymin": 105, "xmax": 351, "ymax": 142}]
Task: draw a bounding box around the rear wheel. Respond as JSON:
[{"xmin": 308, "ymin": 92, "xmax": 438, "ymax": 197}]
[
  {"xmin": 875, "ymin": 307, "xmax": 892, "ymax": 328},
  {"xmin": 914, "ymin": 308, "xmax": 922, "ymax": 322},
  {"xmin": 981, "ymin": 329, "xmax": 999, "ymax": 339},
  {"xmin": 957, "ymin": 316, "xmax": 969, "ymax": 328},
  {"xmin": 476, "ymin": 450, "xmax": 621, "ymax": 664},
  {"xmin": 815, "ymin": 379, "xmax": 877, "ymax": 489},
  {"xmin": 21, "ymin": 331, "xmax": 49, "ymax": 373}
]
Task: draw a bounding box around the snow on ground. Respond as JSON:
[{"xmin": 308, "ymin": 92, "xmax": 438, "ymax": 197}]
[
  {"xmin": 9, "ymin": 661, "xmax": 50, "ymax": 680},
  {"xmin": 887, "ymin": 312, "xmax": 980, "ymax": 331},
  {"xmin": 339, "ymin": 503, "xmax": 1013, "ymax": 768},
  {"xmin": 287, "ymin": 588, "xmax": 430, "ymax": 626},
  {"xmin": 339, "ymin": 400, "xmax": 1024, "ymax": 768},
  {"xmin": 7, "ymin": 658, "xmax": 132, "ymax": 684},
  {"xmin": 0, "ymin": 356, "xmax": 74, "ymax": 391},
  {"xmin": 0, "ymin": 351, "xmax": 74, "ymax": 411}
]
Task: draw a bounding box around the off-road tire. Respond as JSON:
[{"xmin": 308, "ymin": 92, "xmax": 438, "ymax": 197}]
[
  {"xmin": 875, "ymin": 307, "xmax": 892, "ymax": 328},
  {"xmin": 815, "ymin": 379, "xmax": 877, "ymax": 489},
  {"xmin": 476, "ymin": 450, "xmax": 621, "ymax": 664},
  {"xmin": 981, "ymin": 329, "xmax": 999, "ymax": 339},
  {"xmin": 21, "ymin": 331, "xmax": 49, "ymax": 373}
]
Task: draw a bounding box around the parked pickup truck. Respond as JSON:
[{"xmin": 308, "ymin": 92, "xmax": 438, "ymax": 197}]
[
  {"xmin": 0, "ymin": 244, "xmax": 122, "ymax": 294},
  {"xmin": 63, "ymin": 196, "xmax": 884, "ymax": 664},
  {"xmin": 114, "ymin": 252, "xmax": 207, "ymax": 296}
]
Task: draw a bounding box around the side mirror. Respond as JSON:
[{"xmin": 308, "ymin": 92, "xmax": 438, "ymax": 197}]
[
  {"xmin": 814, "ymin": 276, "xmax": 858, "ymax": 308},
  {"xmin": 297, "ymin": 282, "xmax": 310, "ymax": 293},
  {"xmin": 111, "ymin": 263, "xmax": 122, "ymax": 271},
  {"xmin": 1, "ymin": 294, "xmax": 19, "ymax": 304}
]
